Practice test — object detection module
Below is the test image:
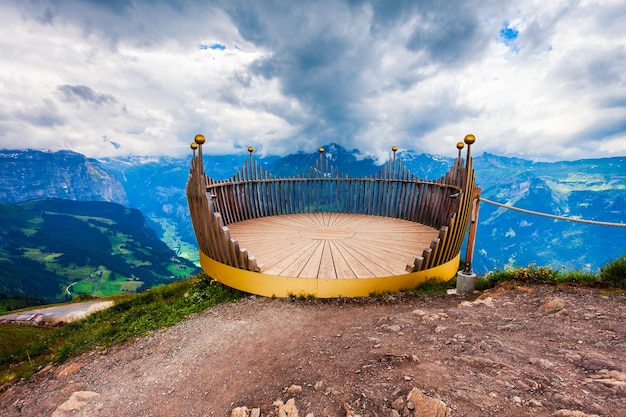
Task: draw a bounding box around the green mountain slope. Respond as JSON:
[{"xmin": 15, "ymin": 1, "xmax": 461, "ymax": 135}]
[{"xmin": 0, "ymin": 199, "xmax": 198, "ymax": 302}]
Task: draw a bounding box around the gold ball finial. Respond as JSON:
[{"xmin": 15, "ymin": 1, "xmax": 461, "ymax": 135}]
[
  {"xmin": 194, "ymin": 134, "xmax": 206, "ymax": 145},
  {"xmin": 464, "ymin": 134, "xmax": 476, "ymax": 145},
  {"xmin": 391, "ymin": 146, "xmax": 398, "ymax": 152},
  {"xmin": 190, "ymin": 142, "xmax": 198, "ymax": 150},
  {"xmin": 318, "ymin": 147, "xmax": 324, "ymax": 153},
  {"xmin": 456, "ymin": 142, "xmax": 465, "ymax": 150},
  {"xmin": 248, "ymin": 146, "xmax": 254, "ymax": 153}
]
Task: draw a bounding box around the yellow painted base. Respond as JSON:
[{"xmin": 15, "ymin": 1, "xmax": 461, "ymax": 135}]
[{"xmin": 198, "ymin": 251, "xmax": 461, "ymax": 298}]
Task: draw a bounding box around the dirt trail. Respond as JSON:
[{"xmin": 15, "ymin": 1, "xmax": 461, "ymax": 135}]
[
  {"xmin": 1, "ymin": 285, "xmax": 625, "ymax": 417},
  {"xmin": 0, "ymin": 300, "xmax": 114, "ymax": 326}
]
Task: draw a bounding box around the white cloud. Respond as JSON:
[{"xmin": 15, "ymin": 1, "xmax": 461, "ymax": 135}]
[{"xmin": 0, "ymin": 0, "xmax": 624, "ymax": 161}]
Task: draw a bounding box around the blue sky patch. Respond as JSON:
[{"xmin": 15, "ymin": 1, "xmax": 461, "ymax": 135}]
[
  {"xmin": 499, "ymin": 22, "xmax": 519, "ymax": 46},
  {"xmin": 199, "ymin": 43, "xmax": 226, "ymax": 50}
]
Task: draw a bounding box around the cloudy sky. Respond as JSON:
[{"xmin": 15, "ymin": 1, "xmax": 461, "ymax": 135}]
[{"xmin": 1, "ymin": 0, "xmax": 625, "ymax": 161}]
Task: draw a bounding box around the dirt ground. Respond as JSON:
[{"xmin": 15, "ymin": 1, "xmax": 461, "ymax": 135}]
[{"xmin": 1, "ymin": 284, "xmax": 625, "ymax": 417}]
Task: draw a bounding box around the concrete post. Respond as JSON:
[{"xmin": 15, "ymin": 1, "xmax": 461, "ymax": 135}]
[{"xmin": 456, "ymin": 270, "xmax": 476, "ymax": 294}]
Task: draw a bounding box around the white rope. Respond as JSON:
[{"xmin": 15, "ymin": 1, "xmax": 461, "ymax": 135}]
[{"xmin": 479, "ymin": 197, "xmax": 626, "ymax": 228}]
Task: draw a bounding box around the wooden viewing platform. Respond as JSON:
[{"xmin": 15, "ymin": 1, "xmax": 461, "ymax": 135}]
[
  {"xmin": 228, "ymin": 213, "xmax": 439, "ymax": 279},
  {"xmin": 187, "ymin": 135, "xmax": 478, "ymax": 298}
]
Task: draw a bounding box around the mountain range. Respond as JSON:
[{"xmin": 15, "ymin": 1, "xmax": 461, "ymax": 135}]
[{"xmin": 1, "ymin": 146, "xmax": 625, "ymax": 301}]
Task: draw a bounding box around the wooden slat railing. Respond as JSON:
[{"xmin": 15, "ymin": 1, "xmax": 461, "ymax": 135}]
[{"xmin": 187, "ymin": 139, "xmax": 477, "ymax": 275}]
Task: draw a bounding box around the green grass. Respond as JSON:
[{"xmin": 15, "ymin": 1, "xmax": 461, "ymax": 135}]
[
  {"xmin": 0, "ymin": 273, "xmax": 244, "ymax": 386},
  {"xmin": 600, "ymin": 255, "xmax": 626, "ymax": 288},
  {"xmin": 474, "ymin": 259, "xmax": 624, "ymax": 291},
  {"xmin": 412, "ymin": 278, "xmax": 457, "ymax": 295},
  {"xmin": 0, "ymin": 325, "xmax": 55, "ymax": 362}
]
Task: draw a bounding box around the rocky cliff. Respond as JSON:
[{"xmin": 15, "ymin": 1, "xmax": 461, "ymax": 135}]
[{"xmin": 0, "ymin": 150, "xmax": 127, "ymax": 204}]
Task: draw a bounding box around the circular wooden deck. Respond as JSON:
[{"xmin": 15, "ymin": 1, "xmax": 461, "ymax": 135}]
[{"xmin": 227, "ymin": 213, "xmax": 439, "ymax": 279}]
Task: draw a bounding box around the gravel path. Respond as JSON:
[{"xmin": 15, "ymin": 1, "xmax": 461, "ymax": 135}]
[{"xmin": 1, "ymin": 285, "xmax": 625, "ymax": 417}]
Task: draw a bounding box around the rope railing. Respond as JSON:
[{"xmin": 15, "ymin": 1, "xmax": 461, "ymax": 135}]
[{"xmin": 480, "ymin": 197, "xmax": 626, "ymax": 228}]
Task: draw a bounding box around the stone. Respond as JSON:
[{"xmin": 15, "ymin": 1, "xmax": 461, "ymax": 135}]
[
  {"xmin": 274, "ymin": 398, "xmax": 299, "ymax": 417},
  {"xmin": 551, "ymin": 393, "xmax": 584, "ymax": 408},
  {"xmin": 553, "ymin": 410, "xmax": 600, "ymax": 417},
  {"xmin": 434, "ymin": 326, "xmax": 447, "ymax": 333},
  {"xmin": 231, "ymin": 406, "xmax": 250, "ymax": 417},
  {"xmin": 344, "ymin": 402, "xmax": 361, "ymax": 417},
  {"xmin": 458, "ymin": 297, "xmax": 494, "ymax": 308},
  {"xmin": 585, "ymin": 369, "xmax": 626, "ymax": 392},
  {"xmin": 405, "ymin": 387, "xmax": 451, "ymax": 417},
  {"xmin": 287, "ymin": 384, "xmax": 303, "ymax": 394},
  {"xmin": 51, "ymin": 391, "xmax": 101, "ymax": 417},
  {"xmin": 57, "ymin": 363, "xmax": 84, "ymax": 378},
  {"xmin": 391, "ymin": 397, "xmax": 405, "ymax": 410},
  {"xmin": 578, "ymin": 352, "xmax": 619, "ymax": 372},
  {"xmin": 412, "ymin": 310, "xmax": 448, "ymax": 321},
  {"xmin": 601, "ymin": 369, "xmax": 626, "ymax": 381},
  {"xmin": 538, "ymin": 297, "xmax": 569, "ymax": 314}
]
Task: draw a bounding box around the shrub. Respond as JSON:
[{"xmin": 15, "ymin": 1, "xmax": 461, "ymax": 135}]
[
  {"xmin": 475, "ymin": 264, "xmax": 558, "ymax": 290},
  {"xmin": 600, "ymin": 254, "xmax": 626, "ymax": 288}
]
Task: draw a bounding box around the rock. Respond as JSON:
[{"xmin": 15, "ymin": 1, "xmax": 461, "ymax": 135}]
[
  {"xmin": 458, "ymin": 296, "xmax": 494, "ymax": 308},
  {"xmin": 412, "ymin": 309, "xmax": 448, "ymax": 321},
  {"xmin": 551, "ymin": 393, "xmax": 584, "ymax": 408},
  {"xmin": 405, "ymin": 387, "xmax": 451, "ymax": 417},
  {"xmin": 600, "ymin": 369, "xmax": 626, "ymax": 381},
  {"xmin": 274, "ymin": 398, "xmax": 299, "ymax": 417},
  {"xmin": 344, "ymin": 402, "xmax": 363, "ymax": 417},
  {"xmin": 51, "ymin": 391, "xmax": 100, "ymax": 417},
  {"xmin": 287, "ymin": 384, "xmax": 303, "ymax": 394},
  {"xmin": 434, "ymin": 326, "xmax": 447, "ymax": 333},
  {"xmin": 57, "ymin": 363, "xmax": 84, "ymax": 378},
  {"xmin": 230, "ymin": 406, "xmax": 265, "ymax": 417},
  {"xmin": 538, "ymin": 297, "xmax": 569, "ymax": 313},
  {"xmin": 585, "ymin": 369, "xmax": 626, "ymax": 393},
  {"xmin": 391, "ymin": 397, "xmax": 405, "ymax": 410},
  {"xmin": 578, "ymin": 352, "xmax": 620, "ymax": 372},
  {"xmin": 528, "ymin": 356, "xmax": 556, "ymax": 369},
  {"xmin": 231, "ymin": 406, "xmax": 250, "ymax": 417},
  {"xmin": 391, "ymin": 324, "xmax": 403, "ymax": 332},
  {"xmin": 553, "ymin": 410, "xmax": 600, "ymax": 417}
]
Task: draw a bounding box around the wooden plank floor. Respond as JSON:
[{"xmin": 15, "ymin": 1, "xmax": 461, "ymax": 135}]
[{"xmin": 227, "ymin": 213, "xmax": 439, "ymax": 279}]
